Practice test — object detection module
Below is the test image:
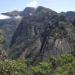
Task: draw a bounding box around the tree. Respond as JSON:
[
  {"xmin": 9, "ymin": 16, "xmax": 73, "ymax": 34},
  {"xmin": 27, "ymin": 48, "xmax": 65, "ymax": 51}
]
[
  {"xmin": 0, "ymin": 30, "xmax": 7, "ymax": 60},
  {"xmin": 32, "ymin": 62, "xmax": 52, "ymax": 75},
  {"xmin": 0, "ymin": 60, "xmax": 28, "ymax": 75}
]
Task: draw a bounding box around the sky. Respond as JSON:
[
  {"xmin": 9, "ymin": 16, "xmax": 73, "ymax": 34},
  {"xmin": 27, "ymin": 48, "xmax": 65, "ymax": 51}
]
[{"xmin": 0, "ymin": 0, "xmax": 75, "ymax": 13}]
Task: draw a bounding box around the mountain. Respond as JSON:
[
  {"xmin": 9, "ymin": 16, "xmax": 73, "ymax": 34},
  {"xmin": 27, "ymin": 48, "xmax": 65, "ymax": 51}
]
[
  {"xmin": 10, "ymin": 6, "xmax": 75, "ymax": 62},
  {"xmin": 63, "ymin": 11, "xmax": 75, "ymax": 21},
  {"xmin": 0, "ymin": 18, "xmax": 22, "ymax": 49},
  {"xmin": 0, "ymin": 6, "xmax": 75, "ymax": 62},
  {"xmin": 62, "ymin": 11, "xmax": 75, "ymax": 27},
  {"xmin": 21, "ymin": 7, "xmax": 35, "ymax": 16},
  {"xmin": 0, "ymin": 7, "xmax": 35, "ymax": 49},
  {"xmin": 2, "ymin": 7, "xmax": 35, "ymax": 17},
  {"xmin": 2, "ymin": 11, "xmax": 21, "ymax": 17}
]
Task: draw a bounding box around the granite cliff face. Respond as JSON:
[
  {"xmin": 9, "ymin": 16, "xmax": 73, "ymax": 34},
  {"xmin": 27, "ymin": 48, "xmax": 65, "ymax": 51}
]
[{"xmin": 9, "ymin": 6, "xmax": 75, "ymax": 61}]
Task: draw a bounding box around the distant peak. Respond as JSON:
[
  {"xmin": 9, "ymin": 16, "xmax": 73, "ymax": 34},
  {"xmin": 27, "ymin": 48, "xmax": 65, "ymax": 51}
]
[{"xmin": 2, "ymin": 11, "xmax": 21, "ymax": 17}]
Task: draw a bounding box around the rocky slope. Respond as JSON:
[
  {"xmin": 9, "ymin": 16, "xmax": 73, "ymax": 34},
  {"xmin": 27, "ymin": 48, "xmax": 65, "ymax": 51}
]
[
  {"xmin": 0, "ymin": 7, "xmax": 36, "ymax": 50},
  {"xmin": 10, "ymin": 6, "xmax": 75, "ymax": 62},
  {"xmin": 64, "ymin": 11, "xmax": 75, "ymax": 21},
  {"xmin": 0, "ymin": 18, "xmax": 21, "ymax": 49}
]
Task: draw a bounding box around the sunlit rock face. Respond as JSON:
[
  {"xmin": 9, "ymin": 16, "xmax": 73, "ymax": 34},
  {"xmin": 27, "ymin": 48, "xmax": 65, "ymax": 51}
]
[{"xmin": 9, "ymin": 6, "xmax": 75, "ymax": 62}]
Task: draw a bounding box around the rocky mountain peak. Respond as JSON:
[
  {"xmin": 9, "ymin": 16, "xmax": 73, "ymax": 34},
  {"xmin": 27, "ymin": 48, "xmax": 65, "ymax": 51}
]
[
  {"xmin": 9, "ymin": 6, "xmax": 75, "ymax": 62},
  {"xmin": 21, "ymin": 7, "xmax": 35, "ymax": 16},
  {"xmin": 0, "ymin": 6, "xmax": 75, "ymax": 62}
]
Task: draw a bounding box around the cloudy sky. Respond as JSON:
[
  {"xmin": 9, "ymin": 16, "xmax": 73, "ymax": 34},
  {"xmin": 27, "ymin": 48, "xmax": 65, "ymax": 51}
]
[{"xmin": 0, "ymin": 0, "xmax": 75, "ymax": 13}]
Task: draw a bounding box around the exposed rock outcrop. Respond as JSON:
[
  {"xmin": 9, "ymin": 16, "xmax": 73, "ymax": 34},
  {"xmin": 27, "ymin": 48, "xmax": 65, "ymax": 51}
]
[{"xmin": 10, "ymin": 6, "xmax": 75, "ymax": 62}]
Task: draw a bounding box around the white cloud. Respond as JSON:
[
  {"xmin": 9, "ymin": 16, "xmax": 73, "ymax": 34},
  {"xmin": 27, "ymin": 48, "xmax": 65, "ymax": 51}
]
[
  {"xmin": 14, "ymin": 15, "xmax": 22, "ymax": 19},
  {"xmin": 0, "ymin": 14, "xmax": 11, "ymax": 19},
  {"xmin": 26, "ymin": 0, "xmax": 38, "ymax": 8}
]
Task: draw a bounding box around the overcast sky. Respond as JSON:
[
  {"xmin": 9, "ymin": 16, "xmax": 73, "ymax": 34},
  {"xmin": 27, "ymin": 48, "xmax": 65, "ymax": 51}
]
[{"xmin": 0, "ymin": 0, "xmax": 75, "ymax": 13}]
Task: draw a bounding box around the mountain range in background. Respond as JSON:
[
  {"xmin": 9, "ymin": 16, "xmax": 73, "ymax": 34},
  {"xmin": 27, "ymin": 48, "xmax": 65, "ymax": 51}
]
[{"xmin": 0, "ymin": 6, "xmax": 75, "ymax": 61}]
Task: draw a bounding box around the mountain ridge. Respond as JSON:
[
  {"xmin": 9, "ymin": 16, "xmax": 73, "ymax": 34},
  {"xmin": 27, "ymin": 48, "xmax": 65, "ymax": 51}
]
[
  {"xmin": 9, "ymin": 6, "xmax": 75, "ymax": 62},
  {"xmin": 0, "ymin": 6, "xmax": 75, "ymax": 61}
]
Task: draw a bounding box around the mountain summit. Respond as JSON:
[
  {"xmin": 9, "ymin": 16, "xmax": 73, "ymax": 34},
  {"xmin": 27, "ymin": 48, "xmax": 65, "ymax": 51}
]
[{"xmin": 9, "ymin": 6, "xmax": 75, "ymax": 62}]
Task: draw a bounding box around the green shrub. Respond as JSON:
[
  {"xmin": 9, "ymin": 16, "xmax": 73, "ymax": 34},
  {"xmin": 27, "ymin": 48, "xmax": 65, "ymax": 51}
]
[
  {"xmin": 0, "ymin": 54, "xmax": 75, "ymax": 75},
  {"xmin": 32, "ymin": 62, "xmax": 52, "ymax": 75},
  {"xmin": 57, "ymin": 54, "xmax": 75, "ymax": 66},
  {"xmin": 55, "ymin": 63, "xmax": 75, "ymax": 75},
  {"xmin": 0, "ymin": 60, "xmax": 28, "ymax": 75}
]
